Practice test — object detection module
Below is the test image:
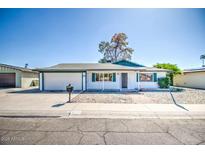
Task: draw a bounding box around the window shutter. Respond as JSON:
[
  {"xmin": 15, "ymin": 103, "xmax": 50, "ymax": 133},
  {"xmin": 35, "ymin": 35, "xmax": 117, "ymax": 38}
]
[
  {"xmin": 112, "ymin": 73, "xmax": 116, "ymax": 82},
  {"xmin": 92, "ymin": 73, "xmax": 96, "ymax": 82},
  {"xmin": 136, "ymin": 73, "xmax": 139, "ymax": 82},
  {"xmin": 153, "ymin": 73, "xmax": 157, "ymax": 82}
]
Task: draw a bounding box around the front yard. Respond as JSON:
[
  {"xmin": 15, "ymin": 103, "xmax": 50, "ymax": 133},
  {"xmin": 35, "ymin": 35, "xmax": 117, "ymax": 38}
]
[
  {"xmin": 72, "ymin": 88, "xmax": 205, "ymax": 104},
  {"xmin": 0, "ymin": 87, "xmax": 205, "ymax": 114}
]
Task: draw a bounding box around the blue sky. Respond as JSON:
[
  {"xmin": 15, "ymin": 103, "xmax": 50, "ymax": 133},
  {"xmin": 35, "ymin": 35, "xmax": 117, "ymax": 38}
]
[{"xmin": 0, "ymin": 9, "xmax": 205, "ymax": 69}]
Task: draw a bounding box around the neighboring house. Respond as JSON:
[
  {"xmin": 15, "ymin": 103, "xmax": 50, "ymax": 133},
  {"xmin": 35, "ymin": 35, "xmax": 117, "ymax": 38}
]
[
  {"xmin": 174, "ymin": 67, "xmax": 205, "ymax": 89},
  {"xmin": 35, "ymin": 60, "xmax": 169, "ymax": 91},
  {"xmin": 0, "ymin": 64, "xmax": 39, "ymax": 88}
]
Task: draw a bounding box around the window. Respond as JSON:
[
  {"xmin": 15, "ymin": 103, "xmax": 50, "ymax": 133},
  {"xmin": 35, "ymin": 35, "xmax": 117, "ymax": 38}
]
[
  {"xmin": 96, "ymin": 73, "xmax": 103, "ymax": 81},
  {"xmin": 93, "ymin": 73, "xmax": 115, "ymax": 82},
  {"xmin": 140, "ymin": 73, "xmax": 153, "ymax": 82}
]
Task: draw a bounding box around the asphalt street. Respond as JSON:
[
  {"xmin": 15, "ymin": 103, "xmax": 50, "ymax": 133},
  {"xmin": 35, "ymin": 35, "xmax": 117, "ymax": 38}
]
[{"xmin": 0, "ymin": 117, "xmax": 205, "ymax": 145}]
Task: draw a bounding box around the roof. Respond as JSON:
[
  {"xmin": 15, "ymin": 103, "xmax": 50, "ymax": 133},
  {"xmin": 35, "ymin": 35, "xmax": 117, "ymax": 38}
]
[
  {"xmin": 141, "ymin": 67, "xmax": 171, "ymax": 72},
  {"xmin": 183, "ymin": 67, "xmax": 205, "ymax": 73},
  {"xmin": 34, "ymin": 63, "xmax": 169, "ymax": 72},
  {"xmin": 35, "ymin": 63, "xmax": 140, "ymax": 71},
  {"xmin": 113, "ymin": 60, "xmax": 145, "ymax": 67},
  {"xmin": 0, "ymin": 63, "xmax": 38, "ymax": 73}
]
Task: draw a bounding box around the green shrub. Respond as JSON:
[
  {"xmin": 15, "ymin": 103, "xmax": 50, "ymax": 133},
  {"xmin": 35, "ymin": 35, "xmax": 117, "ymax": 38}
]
[
  {"xmin": 158, "ymin": 77, "xmax": 170, "ymax": 88},
  {"xmin": 30, "ymin": 80, "xmax": 39, "ymax": 87}
]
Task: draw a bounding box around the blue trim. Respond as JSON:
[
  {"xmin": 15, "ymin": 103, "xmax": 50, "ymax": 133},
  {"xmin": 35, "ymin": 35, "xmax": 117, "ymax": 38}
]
[
  {"xmin": 113, "ymin": 60, "xmax": 145, "ymax": 67},
  {"xmin": 42, "ymin": 73, "xmax": 44, "ymax": 91},
  {"xmin": 153, "ymin": 73, "xmax": 157, "ymax": 82},
  {"xmin": 92, "ymin": 73, "xmax": 96, "ymax": 82},
  {"xmin": 136, "ymin": 73, "xmax": 139, "ymax": 82},
  {"xmin": 112, "ymin": 73, "xmax": 116, "ymax": 82}
]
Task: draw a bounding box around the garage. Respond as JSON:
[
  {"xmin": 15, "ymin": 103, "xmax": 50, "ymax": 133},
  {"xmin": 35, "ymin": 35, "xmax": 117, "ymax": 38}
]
[
  {"xmin": 43, "ymin": 72, "xmax": 83, "ymax": 91},
  {"xmin": 0, "ymin": 73, "xmax": 16, "ymax": 88},
  {"xmin": 0, "ymin": 64, "xmax": 39, "ymax": 88}
]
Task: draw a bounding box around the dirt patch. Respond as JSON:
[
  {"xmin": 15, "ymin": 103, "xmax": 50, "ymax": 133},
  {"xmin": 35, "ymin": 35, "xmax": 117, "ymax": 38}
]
[{"xmin": 72, "ymin": 91, "xmax": 172, "ymax": 104}]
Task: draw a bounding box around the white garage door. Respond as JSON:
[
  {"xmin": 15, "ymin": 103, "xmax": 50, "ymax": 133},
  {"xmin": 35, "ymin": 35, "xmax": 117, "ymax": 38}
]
[{"xmin": 44, "ymin": 73, "xmax": 82, "ymax": 90}]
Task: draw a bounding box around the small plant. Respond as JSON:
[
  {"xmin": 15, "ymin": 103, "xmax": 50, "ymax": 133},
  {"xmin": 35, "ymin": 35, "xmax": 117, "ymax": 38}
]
[
  {"xmin": 158, "ymin": 77, "xmax": 170, "ymax": 88},
  {"xmin": 30, "ymin": 80, "xmax": 39, "ymax": 86}
]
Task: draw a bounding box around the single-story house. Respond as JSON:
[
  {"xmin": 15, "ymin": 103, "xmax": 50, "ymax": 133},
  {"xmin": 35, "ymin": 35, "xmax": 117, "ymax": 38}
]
[
  {"xmin": 35, "ymin": 60, "xmax": 169, "ymax": 91},
  {"xmin": 174, "ymin": 67, "xmax": 205, "ymax": 89},
  {"xmin": 0, "ymin": 64, "xmax": 39, "ymax": 88}
]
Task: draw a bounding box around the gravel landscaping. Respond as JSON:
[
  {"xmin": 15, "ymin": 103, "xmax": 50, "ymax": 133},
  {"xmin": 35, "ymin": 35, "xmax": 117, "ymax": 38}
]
[
  {"xmin": 171, "ymin": 88, "xmax": 205, "ymax": 104},
  {"xmin": 72, "ymin": 88, "xmax": 205, "ymax": 104}
]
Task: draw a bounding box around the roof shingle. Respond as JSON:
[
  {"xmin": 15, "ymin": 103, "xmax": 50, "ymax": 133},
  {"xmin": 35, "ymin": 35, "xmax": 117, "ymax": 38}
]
[{"xmin": 35, "ymin": 63, "xmax": 169, "ymax": 72}]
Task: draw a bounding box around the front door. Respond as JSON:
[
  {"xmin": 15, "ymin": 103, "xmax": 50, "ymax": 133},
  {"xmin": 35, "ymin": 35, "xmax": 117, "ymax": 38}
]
[{"xmin": 121, "ymin": 73, "xmax": 128, "ymax": 88}]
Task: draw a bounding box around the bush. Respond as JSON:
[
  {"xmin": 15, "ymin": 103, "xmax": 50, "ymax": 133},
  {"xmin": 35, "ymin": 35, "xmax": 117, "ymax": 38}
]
[
  {"xmin": 30, "ymin": 80, "xmax": 39, "ymax": 87},
  {"xmin": 158, "ymin": 77, "xmax": 170, "ymax": 88}
]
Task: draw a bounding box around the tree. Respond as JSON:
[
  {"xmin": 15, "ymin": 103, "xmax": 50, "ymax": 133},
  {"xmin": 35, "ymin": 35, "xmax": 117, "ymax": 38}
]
[
  {"xmin": 98, "ymin": 33, "xmax": 134, "ymax": 63},
  {"xmin": 153, "ymin": 63, "xmax": 181, "ymax": 86},
  {"xmin": 98, "ymin": 58, "xmax": 110, "ymax": 63},
  {"xmin": 200, "ymin": 54, "xmax": 205, "ymax": 67}
]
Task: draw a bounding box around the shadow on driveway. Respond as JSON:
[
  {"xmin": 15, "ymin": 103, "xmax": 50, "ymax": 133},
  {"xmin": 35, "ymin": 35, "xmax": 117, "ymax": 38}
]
[
  {"xmin": 8, "ymin": 88, "xmax": 81, "ymax": 94},
  {"xmin": 51, "ymin": 103, "xmax": 66, "ymax": 108}
]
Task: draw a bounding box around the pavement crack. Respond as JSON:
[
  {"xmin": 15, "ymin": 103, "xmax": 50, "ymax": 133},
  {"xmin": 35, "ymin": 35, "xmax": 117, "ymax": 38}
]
[
  {"xmin": 0, "ymin": 130, "xmax": 9, "ymax": 136},
  {"xmin": 34, "ymin": 132, "xmax": 48, "ymax": 145},
  {"xmin": 120, "ymin": 120, "xmax": 129, "ymax": 132},
  {"xmin": 102, "ymin": 132, "xmax": 108, "ymax": 145},
  {"xmin": 77, "ymin": 134, "xmax": 84, "ymax": 145},
  {"xmin": 167, "ymin": 128, "xmax": 185, "ymax": 145},
  {"xmin": 197, "ymin": 141, "xmax": 205, "ymax": 145},
  {"xmin": 152, "ymin": 120, "xmax": 168, "ymax": 133},
  {"xmin": 76, "ymin": 125, "xmax": 84, "ymax": 145}
]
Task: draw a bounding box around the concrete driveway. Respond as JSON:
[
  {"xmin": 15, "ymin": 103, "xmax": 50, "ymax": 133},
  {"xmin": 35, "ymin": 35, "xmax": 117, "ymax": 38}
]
[{"xmin": 0, "ymin": 88, "xmax": 81, "ymax": 111}]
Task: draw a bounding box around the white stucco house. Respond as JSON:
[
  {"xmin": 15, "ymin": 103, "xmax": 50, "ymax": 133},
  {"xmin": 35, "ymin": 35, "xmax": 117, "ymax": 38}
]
[{"xmin": 35, "ymin": 60, "xmax": 169, "ymax": 91}]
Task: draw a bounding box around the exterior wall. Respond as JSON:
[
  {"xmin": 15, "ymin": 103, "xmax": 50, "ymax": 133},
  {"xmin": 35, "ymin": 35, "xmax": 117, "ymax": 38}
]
[
  {"xmin": 0, "ymin": 66, "xmax": 21, "ymax": 87},
  {"xmin": 139, "ymin": 72, "xmax": 166, "ymax": 89},
  {"xmin": 87, "ymin": 71, "xmax": 166, "ymax": 90},
  {"xmin": 43, "ymin": 72, "xmax": 83, "ymax": 91},
  {"xmin": 82, "ymin": 72, "xmax": 86, "ymax": 91},
  {"xmin": 157, "ymin": 72, "xmax": 167, "ymax": 78},
  {"xmin": 40, "ymin": 71, "xmax": 167, "ymax": 91},
  {"xmin": 87, "ymin": 71, "xmax": 121, "ymax": 90},
  {"xmin": 21, "ymin": 72, "xmax": 39, "ymax": 88},
  {"xmin": 174, "ymin": 72, "xmax": 205, "ymax": 89},
  {"xmin": 40, "ymin": 73, "xmax": 43, "ymax": 91},
  {"xmin": 125, "ymin": 71, "xmax": 137, "ymax": 89},
  {"xmin": 139, "ymin": 82, "xmax": 158, "ymax": 89}
]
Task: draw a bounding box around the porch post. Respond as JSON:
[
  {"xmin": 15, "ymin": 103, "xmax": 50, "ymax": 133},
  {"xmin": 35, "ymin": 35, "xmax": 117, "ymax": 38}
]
[{"xmin": 102, "ymin": 72, "xmax": 104, "ymax": 91}]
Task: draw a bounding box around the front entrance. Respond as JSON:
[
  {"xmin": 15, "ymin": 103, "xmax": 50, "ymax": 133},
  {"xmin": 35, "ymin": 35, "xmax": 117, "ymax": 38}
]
[{"xmin": 121, "ymin": 73, "xmax": 128, "ymax": 88}]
